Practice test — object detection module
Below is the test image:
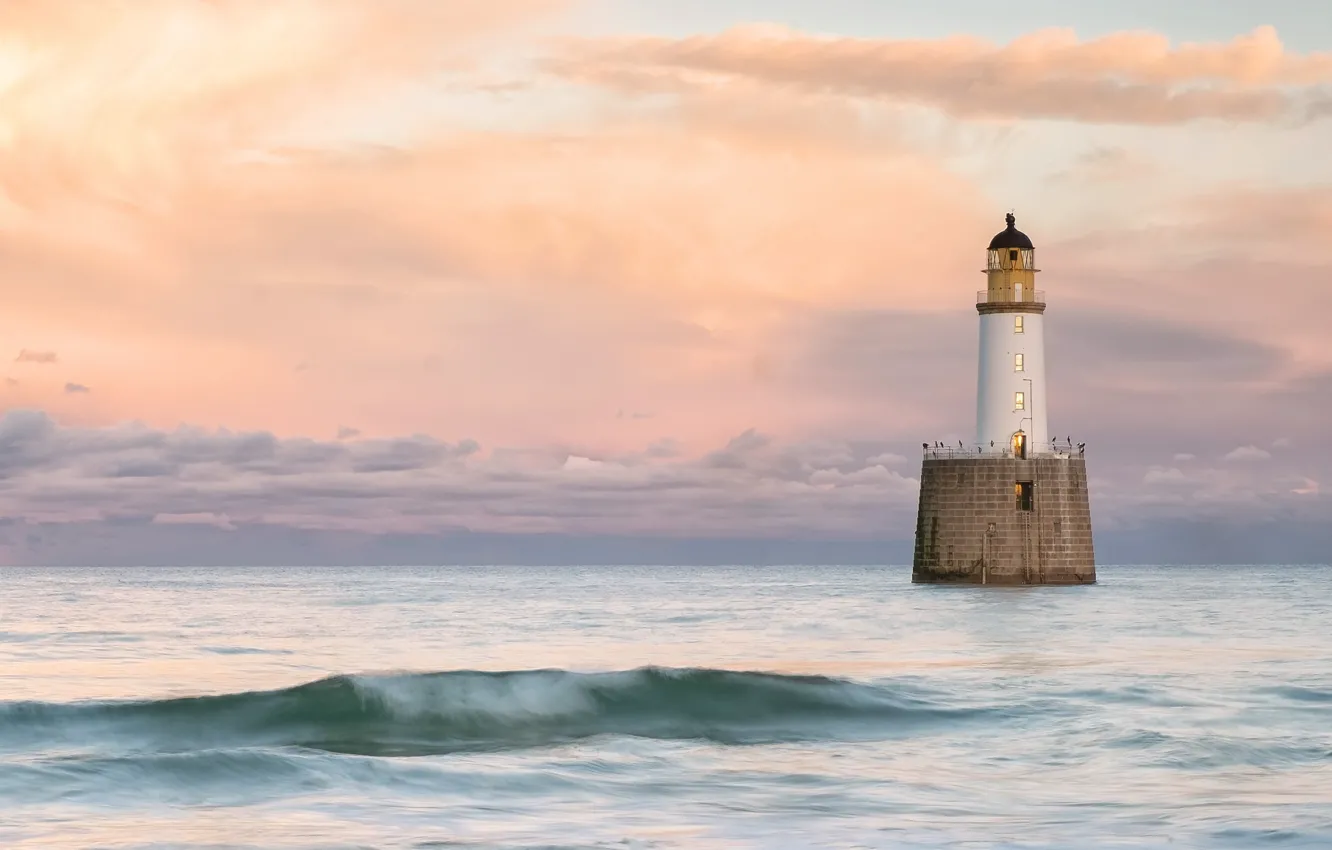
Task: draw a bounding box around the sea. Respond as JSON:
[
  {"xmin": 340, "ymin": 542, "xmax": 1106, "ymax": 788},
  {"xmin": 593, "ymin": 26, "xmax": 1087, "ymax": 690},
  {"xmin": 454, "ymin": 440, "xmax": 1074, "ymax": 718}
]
[{"xmin": 0, "ymin": 564, "xmax": 1328, "ymax": 849}]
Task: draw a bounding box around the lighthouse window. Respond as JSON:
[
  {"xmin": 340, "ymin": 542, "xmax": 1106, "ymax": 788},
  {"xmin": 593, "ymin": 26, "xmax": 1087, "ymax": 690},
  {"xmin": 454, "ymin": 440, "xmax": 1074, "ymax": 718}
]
[
  {"xmin": 1009, "ymin": 249, "xmax": 1019, "ymax": 263},
  {"xmin": 1014, "ymin": 391, "xmax": 1025, "ymax": 410},
  {"xmin": 1014, "ymin": 353, "xmax": 1024, "ymax": 372},
  {"xmin": 1015, "ymin": 315, "xmax": 1024, "ymax": 333}
]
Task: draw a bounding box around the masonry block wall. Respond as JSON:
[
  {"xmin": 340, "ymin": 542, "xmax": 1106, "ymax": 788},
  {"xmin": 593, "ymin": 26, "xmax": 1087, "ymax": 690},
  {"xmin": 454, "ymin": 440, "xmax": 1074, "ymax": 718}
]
[{"xmin": 912, "ymin": 457, "xmax": 1096, "ymax": 585}]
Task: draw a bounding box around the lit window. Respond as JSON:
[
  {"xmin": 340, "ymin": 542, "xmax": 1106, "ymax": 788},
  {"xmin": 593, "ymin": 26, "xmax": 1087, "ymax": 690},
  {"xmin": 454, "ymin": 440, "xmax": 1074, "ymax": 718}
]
[
  {"xmin": 1015, "ymin": 353, "xmax": 1024, "ymax": 372},
  {"xmin": 1015, "ymin": 315, "xmax": 1024, "ymax": 333},
  {"xmin": 1015, "ymin": 391, "xmax": 1025, "ymax": 410},
  {"xmin": 1016, "ymin": 481, "xmax": 1034, "ymax": 511}
]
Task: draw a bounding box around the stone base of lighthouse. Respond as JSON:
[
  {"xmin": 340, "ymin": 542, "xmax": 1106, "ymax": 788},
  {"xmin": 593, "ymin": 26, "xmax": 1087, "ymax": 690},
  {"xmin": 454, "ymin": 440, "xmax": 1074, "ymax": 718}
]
[{"xmin": 912, "ymin": 456, "xmax": 1096, "ymax": 585}]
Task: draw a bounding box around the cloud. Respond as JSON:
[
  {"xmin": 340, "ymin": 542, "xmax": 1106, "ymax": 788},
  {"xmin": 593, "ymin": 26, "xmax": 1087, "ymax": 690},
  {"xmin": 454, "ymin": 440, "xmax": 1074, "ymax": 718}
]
[
  {"xmin": 0, "ymin": 410, "xmax": 921, "ymax": 541},
  {"xmin": 866, "ymin": 453, "xmax": 907, "ymax": 467},
  {"xmin": 63, "ymin": 382, "xmax": 90, "ymax": 394},
  {"xmin": 1224, "ymin": 445, "xmax": 1271, "ymax": 461},
  {"xmin": 0, "ymin": 407, "xmax": 1320, "ymax": 565},
  {"xmin": 15, "ymin": 349, "xmax": 58, "ymax": 364},
  {"xmin": 153, "ymin": 511, "xmax": 237, "ymax": 531},
  {"xmin": 1051, "ymin": 309, "xmax": 1289, "ymax": 383},
  {"xmin": 336, "ymin": 426, "xmax": 362, "ymax": 440},
  {"xmin": 767, "ymin": 298, "xmax": 1314, "ymax": 450},
  {"xmin": 0, "ymin": 105, "xmax": 988, "ymax": 448},
  {"xmin": 772, "ymin": 308, "xmax": 973, "ymax": 430},
  {"xmin": 4, "ymin": 5, "xmax": 1322, "ymax": 458},
  {"xmin": 0, "ymin": 0, "xmax": 568, "ymax": 211},
  {"xmin": 553, "ymin": 25, "xmax": 1332, "ymax": 125},
  {"xmin": 1102, "ymin": 456, "xmax": 1323, "ymax": 527},
  {"xmin": 1143, "ymin": 466, "xmax": 1187, "ymax": 485},
  {"xmin": 1049, "ymin": 146, "xmax": 1159, "ymax": 184}
]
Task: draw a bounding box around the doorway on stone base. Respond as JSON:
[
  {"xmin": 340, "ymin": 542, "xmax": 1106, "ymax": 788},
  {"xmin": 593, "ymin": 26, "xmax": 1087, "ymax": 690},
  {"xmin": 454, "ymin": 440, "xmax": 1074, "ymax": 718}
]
[
  {"xmin": 1012, "ymin": 430, "xmax": 1027, "ymax": 459},
  {"xmin": 1016, "ymin": 481, "xmax": 1034, "ymax": 512}
]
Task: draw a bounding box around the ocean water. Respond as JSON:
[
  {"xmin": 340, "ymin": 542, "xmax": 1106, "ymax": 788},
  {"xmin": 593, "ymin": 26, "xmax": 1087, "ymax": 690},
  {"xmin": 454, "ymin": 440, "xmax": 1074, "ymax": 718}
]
[{"xmin": 0, "ymin": 565, "xmax": 1329, "ymax": 849}]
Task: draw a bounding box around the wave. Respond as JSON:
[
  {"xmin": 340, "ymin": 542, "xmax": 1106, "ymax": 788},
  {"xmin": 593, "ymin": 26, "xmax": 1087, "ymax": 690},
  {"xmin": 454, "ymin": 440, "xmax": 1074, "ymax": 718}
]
[{"xmin": 0, "ymin": 667, "xmax": 976, "ymax": 757}]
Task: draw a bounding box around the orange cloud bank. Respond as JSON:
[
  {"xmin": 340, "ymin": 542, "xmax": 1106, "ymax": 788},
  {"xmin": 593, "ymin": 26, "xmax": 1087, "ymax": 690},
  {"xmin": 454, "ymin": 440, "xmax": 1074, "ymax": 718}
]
[
  {"xmin": 0, "ymin": 0, "xmax": 1001, "ymax": 448},
  {"xmin": 553, "ymin": 24, "xmax": 1332, "ymax": 124}
]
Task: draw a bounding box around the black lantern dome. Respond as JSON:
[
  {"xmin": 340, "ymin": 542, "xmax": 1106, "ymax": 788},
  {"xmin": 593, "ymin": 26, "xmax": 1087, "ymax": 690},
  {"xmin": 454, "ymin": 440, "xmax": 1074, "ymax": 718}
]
[{"xmin": 987, "ymin": 212, "xmax": 1034, "ymax": 251}]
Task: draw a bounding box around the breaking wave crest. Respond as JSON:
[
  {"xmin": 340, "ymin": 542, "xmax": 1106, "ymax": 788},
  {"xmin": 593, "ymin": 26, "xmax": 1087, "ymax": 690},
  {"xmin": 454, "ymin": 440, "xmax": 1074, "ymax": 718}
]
[{"xmin": 0, "ymin": 667, "xmax": 976, "ymax": 757}]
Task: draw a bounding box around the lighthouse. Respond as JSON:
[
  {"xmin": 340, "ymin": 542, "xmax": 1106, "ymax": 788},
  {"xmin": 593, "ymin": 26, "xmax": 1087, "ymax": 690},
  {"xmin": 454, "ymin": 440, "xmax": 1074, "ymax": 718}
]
[{"xmin": 911, "ymin": 214, "xmax": 1095, "ymax": 585}]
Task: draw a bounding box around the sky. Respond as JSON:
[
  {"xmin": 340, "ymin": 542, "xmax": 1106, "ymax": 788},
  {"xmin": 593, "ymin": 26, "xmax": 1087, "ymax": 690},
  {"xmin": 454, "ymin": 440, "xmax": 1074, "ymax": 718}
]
[{"xmin": 0, "ymin": 0, "xmax": 1328, "ymax": 566}]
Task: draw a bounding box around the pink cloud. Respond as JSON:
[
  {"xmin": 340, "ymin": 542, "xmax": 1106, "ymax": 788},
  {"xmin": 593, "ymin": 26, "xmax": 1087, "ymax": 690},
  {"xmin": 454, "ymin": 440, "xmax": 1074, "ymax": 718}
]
[
  {"xmin": 1046, "ymin": 185, "xmax": 1332, "ymax": 377},
  {"xmin": 0, "ymin": 0, "xmax": 568, "ymax": 207},
  {"xmin": 552, "ymin": 24, "xmax": 1332, "ymax": 124},
  {"xmin": 0, "ymin": 105, "xmax": 991, "ymax": 448}
]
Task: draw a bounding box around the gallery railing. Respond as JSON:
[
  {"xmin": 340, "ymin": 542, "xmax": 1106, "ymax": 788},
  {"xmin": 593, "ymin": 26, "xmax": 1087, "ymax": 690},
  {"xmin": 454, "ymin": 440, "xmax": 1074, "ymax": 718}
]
[
  {"xmin": 976, "ymin": 289, "xmax": 1046, "ymax": 306},
  {"xmin": 921, "ymin": 441, "xmax": 1086, "ymax": 460}
]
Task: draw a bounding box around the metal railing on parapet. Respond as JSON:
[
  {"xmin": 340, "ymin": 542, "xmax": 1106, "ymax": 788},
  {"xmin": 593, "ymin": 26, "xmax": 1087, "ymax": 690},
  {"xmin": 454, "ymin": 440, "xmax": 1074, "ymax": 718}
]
[
  {"xmin": 921, "ymin": 441, "xmax": 1086, "ymax": 460},
  {"xmin": 976, "ymin": 289, "xmax": 1046, "ymax": 306}
]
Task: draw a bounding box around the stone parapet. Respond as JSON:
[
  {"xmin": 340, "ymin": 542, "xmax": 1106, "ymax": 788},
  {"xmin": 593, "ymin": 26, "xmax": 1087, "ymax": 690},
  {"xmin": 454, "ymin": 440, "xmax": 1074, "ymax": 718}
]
[{"xmin": 911, "ymin": 456, "xmax": 1095, "ymax": 585}]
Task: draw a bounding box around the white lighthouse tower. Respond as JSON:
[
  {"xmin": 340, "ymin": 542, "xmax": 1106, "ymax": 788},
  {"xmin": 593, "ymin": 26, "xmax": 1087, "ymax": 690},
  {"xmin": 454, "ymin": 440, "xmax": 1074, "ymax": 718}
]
[{"xmin": 977, "ymin": 212, "xmax": 1047, "ymax": 457}]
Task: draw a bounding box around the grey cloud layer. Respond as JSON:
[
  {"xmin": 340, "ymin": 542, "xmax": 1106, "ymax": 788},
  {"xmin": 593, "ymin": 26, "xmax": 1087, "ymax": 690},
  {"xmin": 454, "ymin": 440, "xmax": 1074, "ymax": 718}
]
[
  {"xmin": 0, "ymin": 404, "xmax": 1321, "ymax": 568},
  {"xmin": 0, "ymin": 411, "xmax": 920, "ymax": 539},
  {"xmin": 775, "ymin": 304, "xmax": 1302, "ymax": 438}
]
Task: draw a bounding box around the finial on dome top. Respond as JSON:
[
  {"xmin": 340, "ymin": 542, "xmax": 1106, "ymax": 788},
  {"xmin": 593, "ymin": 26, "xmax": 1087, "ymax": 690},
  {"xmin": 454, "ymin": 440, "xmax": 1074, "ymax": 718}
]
[{"xmin": 1005, "ymin": 211, "xmax": 1015, "ymax": 228}]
